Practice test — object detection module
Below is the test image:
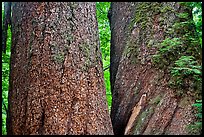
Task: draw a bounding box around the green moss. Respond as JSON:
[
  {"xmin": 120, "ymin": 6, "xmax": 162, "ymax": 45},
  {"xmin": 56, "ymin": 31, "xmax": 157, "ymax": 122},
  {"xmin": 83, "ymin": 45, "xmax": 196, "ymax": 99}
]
[
  {"xmin": 126, "ymin": 9, "xmax": 149, "ymax": 63},
  {"xmin": 158, "ymin": 17, "xmax": 166, "ymax": 26},
  {"xmin": 147, "ymin": 40, "xmax": 154, "ymax": 48},
  {"xmin": 152, "ymin": 54, "xmax": 164, "ymax": 68},
  {"xmin": 52, "ymin": 52, "xmax": 65, "ymax": 64},
  {"xmin": 79, "ymin": 43, "xmax": 90, "ymax": 57},
  {"xmin": 150, "ymin": 3, "xmax": 201, "ymax": 98},
  {"xmin": 149, "ymin": 95, "xmax": 162, "ymax": 105},
  {"xmin": 79, "ymin": 43, "xmax": 92, "ymax": 70},
  {"xmin": 178, "ymin": 96, "xmax": 189, "ymax": 108},
  {"xmin": 178, "ymin": 2, "xmax": 193, "ymax": 9},
  {"xmin": 70, "ymin": 2, "xmax": 77, "ymax": 8},
  {"xmin": 128, "ymin": 19, "xmax": 135, "ymax": 32},
  {"xmin": 67, "ymin": 35, "xmax": 73, "ymax": 43},
  {"xmin": 176, "ymin": 12, "xmax": 190, "ymax": 19},
  {"xmin": 160, "ymin": 5, "xmax": 174, "ymax": 13},
  {"xmin": 186, "ymin": 123, "xmax": 202, "ymax": 135},
  {"xmin": 126, "ymin": 2, "xmax": 164, "ymax": 65},
  {"xmin": 128, "ymin": 2, "xmax": 153, "ymax": 32},
  {"xmin": 133, "ymin": 107, "xmax": 154, "ymax": 134},
  {"xmin": 127, "ymin": 2, "xmax": 201, "ymax": 99},
  {"xmin": 123, "ymin": 40, "xmax": 139, "ymax": 64}
]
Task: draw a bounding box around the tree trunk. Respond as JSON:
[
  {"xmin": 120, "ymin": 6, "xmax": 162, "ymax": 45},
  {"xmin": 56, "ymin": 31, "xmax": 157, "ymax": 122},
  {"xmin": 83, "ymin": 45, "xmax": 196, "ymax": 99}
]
[
  {"xmin": 109, "ymin": 2, "xmax": 201, "ymax": 135},
  {"xmin": 7, "ymin": 2, "xmax": 113, "ymax": 135}
]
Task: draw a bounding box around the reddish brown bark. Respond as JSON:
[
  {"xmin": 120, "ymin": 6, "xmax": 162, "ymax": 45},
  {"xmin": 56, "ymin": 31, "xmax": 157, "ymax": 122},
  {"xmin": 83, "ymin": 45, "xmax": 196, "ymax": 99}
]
[
  {"xmin": 109, "ymin": 2, "xmax": 201, "ymax": 135},
  {"xmin": 7, "ymin": 2, "xmax": 113, "ymax": 135}
]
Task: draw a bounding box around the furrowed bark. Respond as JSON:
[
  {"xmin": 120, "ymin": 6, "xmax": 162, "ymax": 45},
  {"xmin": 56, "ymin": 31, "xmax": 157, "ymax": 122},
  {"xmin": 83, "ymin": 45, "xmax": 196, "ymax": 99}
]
[
  {"xmin": 7, "ymin": 2, "xmax": 113, "ymax": 135},
  {"xmin": 109, "ymin": 2, "xmax": 201, "ymax": 135}
]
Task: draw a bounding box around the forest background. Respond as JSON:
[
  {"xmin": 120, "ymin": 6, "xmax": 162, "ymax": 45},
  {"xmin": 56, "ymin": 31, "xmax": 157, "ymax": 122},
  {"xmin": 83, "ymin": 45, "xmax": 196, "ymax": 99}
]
[{"xmin": 2, "ymin": 2, "xmax": 202, "ymax": 135}]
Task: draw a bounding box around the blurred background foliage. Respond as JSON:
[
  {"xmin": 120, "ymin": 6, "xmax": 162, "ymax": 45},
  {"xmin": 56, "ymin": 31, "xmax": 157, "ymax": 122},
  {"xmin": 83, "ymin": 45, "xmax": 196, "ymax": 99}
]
[
  {"xmin": 2, "ymin": 3, "xmax": 11, "ymax": 134},
  {"xmin": 1, "ymin": 2, "xmax": 201, "ymax": 135},
  {"xmin": 187, "ymin": 3, "xmax": 202, "ymax": 134},
  {"xmin": 96, "ymin": 2, "xmax": 112, "ymax": 111}
]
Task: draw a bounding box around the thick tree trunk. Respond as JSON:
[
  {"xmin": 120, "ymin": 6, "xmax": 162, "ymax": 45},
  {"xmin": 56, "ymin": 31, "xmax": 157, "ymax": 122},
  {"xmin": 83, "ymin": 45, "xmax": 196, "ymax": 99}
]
[
  {"xmin": 7, "ymin": 2, "xmax": 113, "ymax": 135},
  {"xmin": 109, "ymin": 2, "xmax": 201, "ymax": 135}
]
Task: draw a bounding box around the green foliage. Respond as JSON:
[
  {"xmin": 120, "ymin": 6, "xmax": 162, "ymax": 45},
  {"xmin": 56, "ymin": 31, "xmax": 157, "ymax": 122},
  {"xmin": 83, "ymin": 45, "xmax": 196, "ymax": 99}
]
[
  {"xmin": 2, "ymin": 7, "xmax": 12, "ymax": 134},
  {"xmin": 179, "ymin": 2, "xmax": 202, "ymax": 46},
  {"xmin": 192, "ymin": 100, "xmax": 202, "ymax": 116},
  {"xmin": 152, "ymin": 37, "xmax": 183, "ymax": 69},
  {"xmin": 192, "ymin": 3, "xmax": 202, "ymax": 46},
  {"xmin": 176, "ymin": 12, "xmax": 189, "ymax": 19},
  {"xmin": 152, "ymin": 3, "xmax": 202, "ymax": 95},
  {"xmin": 171, "ymin": 56, "xmax": 201, "ymax": 76},
  {"xmin": 152, "ymin": 2, "xmax": 202, "ymax": 134},
  {"xmin": 169, "ymin": 56, "xmax": 202, "ymax": 93},
  {"xmin": 187, "ymin": 100, "xmax": 202, "ymax": 134},
  {"xmin": 96, "ymin": 2, "xmax": 112, "ymax": 111},
  {"xmin": 96, "ymin": 2, "xmax": 111, "ymax": 60}
]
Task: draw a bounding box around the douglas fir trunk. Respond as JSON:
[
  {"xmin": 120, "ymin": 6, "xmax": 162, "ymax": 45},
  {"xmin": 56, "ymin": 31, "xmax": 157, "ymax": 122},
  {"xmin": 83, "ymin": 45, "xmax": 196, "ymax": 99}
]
[
  {"xmin": 109, "ymin": 2, "xmax": 201, "ymax": 135},
  {"xmin": 7, "ymin": 2, "xmax": 113, "ymax": 135}
]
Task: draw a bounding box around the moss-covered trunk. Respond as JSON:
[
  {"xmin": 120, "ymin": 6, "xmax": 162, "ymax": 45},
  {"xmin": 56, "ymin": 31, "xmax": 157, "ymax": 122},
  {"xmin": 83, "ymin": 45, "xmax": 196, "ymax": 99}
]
[
  {"xmin": 109, "ymin": 2, "xmax": 201, "ymax": 135},
  {"xmin": 7, "ymin": 2, "xmax": 113, "ymax": 135}
]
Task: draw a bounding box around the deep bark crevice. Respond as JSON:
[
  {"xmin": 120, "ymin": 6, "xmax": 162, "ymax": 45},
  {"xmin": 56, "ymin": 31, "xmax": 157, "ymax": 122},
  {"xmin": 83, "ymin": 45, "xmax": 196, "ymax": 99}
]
[{"xmin": 162, "ymin": 103, "xmax": 178, "ymax": 134}]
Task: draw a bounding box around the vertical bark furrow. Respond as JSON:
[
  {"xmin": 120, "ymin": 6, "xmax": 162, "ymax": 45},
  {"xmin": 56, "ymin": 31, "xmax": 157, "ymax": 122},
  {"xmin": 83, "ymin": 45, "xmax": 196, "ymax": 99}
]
[{"xmin": 162, "ymin": 104, "xmax": 178, "ymax": 134}]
